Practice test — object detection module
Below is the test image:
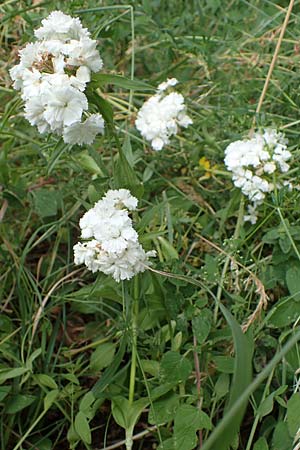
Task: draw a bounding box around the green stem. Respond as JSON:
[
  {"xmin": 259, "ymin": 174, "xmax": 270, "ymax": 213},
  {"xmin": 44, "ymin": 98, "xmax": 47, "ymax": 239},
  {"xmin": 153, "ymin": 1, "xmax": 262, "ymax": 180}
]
[
  {"xmin": 126, "ymin": 276, "xmax": 139, "ymax": 450},
  {"xmin": 245, "ymin": 369, "xmax": 274, "ymax": 450},
  {"xmin": 129, "ymin": 275, "xmax": 139, "ymax": 404}
]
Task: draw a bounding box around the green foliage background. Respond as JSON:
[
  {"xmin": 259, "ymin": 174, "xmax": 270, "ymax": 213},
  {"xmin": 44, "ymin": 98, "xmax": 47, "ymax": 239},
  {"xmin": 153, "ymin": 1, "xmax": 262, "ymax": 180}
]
[{"xmin": 1, "ymin": 1, "xmax": 300, "ymax": 449}]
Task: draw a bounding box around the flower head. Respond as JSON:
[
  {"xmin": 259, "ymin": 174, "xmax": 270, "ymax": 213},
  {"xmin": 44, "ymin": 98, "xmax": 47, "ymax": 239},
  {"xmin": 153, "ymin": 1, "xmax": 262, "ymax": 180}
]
[
  {"xmin": 74, "ymin": 189, "xmax": 156, "ymax": 282},
  {"xmin": 10, "ymin": 11, "xmax": 104, "ymax": 146},
  {"xmin": 135, "ymin": 79, "xmax": 192, "ymax": 151},
  {"xmin": 224, "ymin": 128, "xmax": 292, "ymax": 223}
]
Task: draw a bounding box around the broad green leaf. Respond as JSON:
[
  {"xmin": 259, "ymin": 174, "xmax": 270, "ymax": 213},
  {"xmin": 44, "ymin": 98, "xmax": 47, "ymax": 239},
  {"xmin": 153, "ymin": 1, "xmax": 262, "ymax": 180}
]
[
  {"xmin": 212, "ymin": 356, "xmax": 235, "ymax": 373},
  {"xmin": 87, "ymin": 91, "xmax": 113, "ymax": 124},
  {"xmin": 32, "ymin": 189, "xmax": 59, "ymax": 218},
  {"xmin": 287, "ymin": 393, "xmax": 300, "ymax": 436},
  {"xmin": 140, "ymin": 359, "xmax": 160, "ymax": 377},
  {"xmin": 160, "ymin": 351, "xmax": 192, "ymax": 385},
  {"xmin": 192, "ymin": 308, "xmax": 213, "ymax": 345},
  {"xmin": 257, "ymin": 394, "xmax": 274, "ymax": 419},
  {"xmin": 253, "ymin": 437, "xmax": 269, "ymax": 450},
  {"xmin": 74, "ymin": 411, "xmax": 91, "ymax": 444},
  {"xmin": 5, "ymin": 394, "xmax": 36, "ymax": 414},
  {"xmin": 148, "ymin": 393, "xmax": 179, "ymax": 424},
  {"xmin": 268, "ymin": 298, "xmax": 300, "ymax": 328},
  {"xmin": 80, "ymin": 391, "xmax": 95, "ymax": 413},
  {"xmin": 77, "ymin": 151, "xmax": 103, "ymax": 175},
  {"xmin": 214, "ymin": 373, "xmax": 230, "ymax": 400},
  {"xmin": 212, "ymin": 304, "xmax": 253, "ymax": 450},
  {"xmin": 91, "ymin": 73, "xmax": 154, "ymax": 91},
  {"xmin": 279, "ymin": 236, "xmax": 291, "ymax": 254},
  {"xmin": 272, "ymin": 421, "xmax": 293, "ymax": 450},
  {"xmin": 157, "ymin": 236, "xmax": 179, "ymax": 260},
  {"xmin": 35, "ymin": 374, "xmax": 58, "ymax": 389},
  {"xmin": 44, "ymin": 389, "xmax": 59, "ymax": 410},
  {"xmin": 90, "ymin": 342, "xmax": 116, "ymax": 372},
  {"xmin": 158, "ymin": 405, "xmax": 212, "ymax": 450},
  {"xmin": 0, "ymin": 367, "xmax": 29, "ymax": 384},
  {"xmin": 0, "ymin": 386, "xmax": 11, "ymax": 402},
  {"xmin": 286, "ymin": 266, "xmax": 300, "ymax": 301},
  {"xmin": 114, "ymin": 146, "xmax": 144, "ymax": 199},
  {"xmin": 112, "ymin": 396, "xmax": 149, "ymax": 430},
  {"xmin": 92, "ymin": 335, "xmax": 127, "ymax": 398},
  {"xmin": 26, "ymin": 348, "xmax": 42, "ymax": 370}
]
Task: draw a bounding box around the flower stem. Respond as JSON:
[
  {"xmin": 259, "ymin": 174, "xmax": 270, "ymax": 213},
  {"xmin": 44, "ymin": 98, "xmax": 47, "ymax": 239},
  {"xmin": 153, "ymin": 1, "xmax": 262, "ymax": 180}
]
[
  {"xmin": 126, "ymin": 275, "xmax": 139, "ymax": 450},
  {"xmin": 129, "ymin": 275, "xmax": 139, "ymax": 404}
]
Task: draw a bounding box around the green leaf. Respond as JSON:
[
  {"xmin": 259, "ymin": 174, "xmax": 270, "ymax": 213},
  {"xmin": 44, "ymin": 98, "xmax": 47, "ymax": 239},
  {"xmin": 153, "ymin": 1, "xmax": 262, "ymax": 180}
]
[
  {"xmin": 0, "ymin": 386, "xmax": 11, "ymax": 402},
  {"xmin": 192, "ymin": 308, "xmax": 212, "ymax": 345},
  {"xmin": 79, "ymin": 391, "xmax": 95, "ymax": 413},
  {"xmin": 92, "ymin": 335, "xmax": 127, "ymax": 398},
  {"xmin": 35, "ymin": 374, "xmax": 58, "ymax": 389},
  {"xmin": 158, "ymin": 405, "xmax": 212, "ymax": 450},
  {"xmin": 5, "ymin": 394, "xmax": 36, "ymax": 414},
  {"xmin": 279, "ymin": 236, "xmax": 291, "ymax": 254},
  {"xmin": 112, "ymin": 396, "xmax": 149, "ymax": 431},
  {"xmin": 90, "ymin": 342, "xmax": 116, "ymax": 372},
  {"xmin": 87, "ymin": 91, "xmax": 114, "ymax": 124},
  {"xmin": 253, "ymin": 437, "xmax": 269, "ymax": 450},
  {"xmin": 114, "ymin": 146, "xmax": 144, "ymax": 199},
  {"xmin": 214, "ymin": 373, "xmax": 230, "ymax": 400},
  {"xmin": 257, "ymin": 394, "xmax": 274, "ymax": 419},
  {"xmin": 287, "ymin": 393, "xmax": 300, "ymax": 436},
  {"xmin": 91, "ymin": 73, "xmax": 154, "ymax": 91},
  {"xmin": 32, "ymin": 189, "xmax": 59, "ymax": 218},
  {"xmin": 148, "ymin": 393, "xmax": 179, "ymax": 424},
  {"xmin": 212, "ymin": 304, "xmax": 253, "ymax": 450},
  {"xmin": 286, "ymin": 266, "xmax": 300, "ymax": 301},
  {"xmin": 157, "ymin": 236, "xmax": 179, "ymax": 261},
  {"xmin": 268, "ymin": 297, "xmax": 300, "ymax": 327},
  {"xmin": 74, "ymin": 411, "xmax": 91, "ymax": 445},
  {"xmin": 44, "ymin": 389, "xmax": 59, "ymax": 410},
  {"xmin": 77, "ymin": 151, "xmax": 103, "ymax": 175},
  {"xmin": 0, "ymin": 367, "xmax": 29, "ymax": 384},
  {"xmin": 160, "ymin": 351, "xmax": 192, "ymax": 385},
  {"xmin": 272, "ymin": 421, "xmax": 293, "ymax": 450}
]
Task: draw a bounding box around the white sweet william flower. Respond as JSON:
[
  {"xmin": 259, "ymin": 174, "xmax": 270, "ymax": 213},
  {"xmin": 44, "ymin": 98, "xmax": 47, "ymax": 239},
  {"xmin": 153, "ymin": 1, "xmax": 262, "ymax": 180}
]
[
  {"xmin": 63, "ymin": 113, "xmax": 104, "ymax": 145},
  {"xmin": 43, "ymin": 86, "xmax": 88, "ymax": 130},
  {"xmin": 10, "ymin": 11, "xmax": 104, "ymax": 145},
  {"xmin": 66, "ymin": 38, "xmax": 103, "ymax": 72},
  {"xmin": 157, "ymin": 78, "xmax": 178, "ymax": 92},
  {"xmin": 224, "ymin": 128, "xmax": 292, "ymax": 223},
  {"xmin": 34, "ymin": 11, "xmax": 90, "ymax": 41},
  {"xmin": 74, "ymin": 189, "xmax": 156, "ymax": 282},
  {"xmin": 135, "ymin": 80, "xmax": 192, "ymax": 151}
]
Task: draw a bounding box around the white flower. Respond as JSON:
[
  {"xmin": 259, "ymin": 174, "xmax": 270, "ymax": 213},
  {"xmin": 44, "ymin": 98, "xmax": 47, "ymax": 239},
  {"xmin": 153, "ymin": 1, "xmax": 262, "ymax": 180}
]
[
  {"xmin": 34, "ymin": 11, "xmax": 89, "ymax": 41},
  {"xmin": 63, "ymin": 113, "xmax": 104, "ymax": 145},
  {"xmin": 74, "ymin": 189, "xmax": 156, "ymax": 282},
  {"xmin": 10, "ymin": 11, "xmax": 104, "ymax": 145},
  {"xmin": 65, "ymin": 38, "xmax": 103, "ymax": 72},
  {"xmin": 43, "ymin": 86, "xmax": 88, "ymax": 130},
  {"xmin": 224, "ymin": 128, "xmax": 292, "ymax": 223},
  {"xmin": 135, "ymin": 81, "xmax": 192, "ymax": 151},
  {"xmin": 157, "ymin": 78, "xmax": 178, "ymax": 92}
]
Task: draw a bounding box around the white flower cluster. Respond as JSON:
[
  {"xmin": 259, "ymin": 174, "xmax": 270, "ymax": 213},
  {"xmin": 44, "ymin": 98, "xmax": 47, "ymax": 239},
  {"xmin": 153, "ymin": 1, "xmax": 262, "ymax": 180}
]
[
  {"xmin": 73, "ymin": 189, "xmax": 156, "ymax": 282},
  {"xmin": 10, "ymin": 11, "xmax": 104, "ymax": 146},
  {"xmin": 224, "ymin": 129, "xmax": 292, "ymax": 224},
  {"xmin": 135, "ymin": 78, "xmax": 193, "ymax": 151}
]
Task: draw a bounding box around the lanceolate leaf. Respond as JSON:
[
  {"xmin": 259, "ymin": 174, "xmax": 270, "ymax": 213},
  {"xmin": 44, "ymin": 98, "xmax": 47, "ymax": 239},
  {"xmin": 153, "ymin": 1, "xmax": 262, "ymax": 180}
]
[
  {"xmin": 211, "ymin": 304, "xmax": 253, "ymax": 450},
  {"xmin": 91, "ymin": 73, "xmax": 154, "ymax": 91}
]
